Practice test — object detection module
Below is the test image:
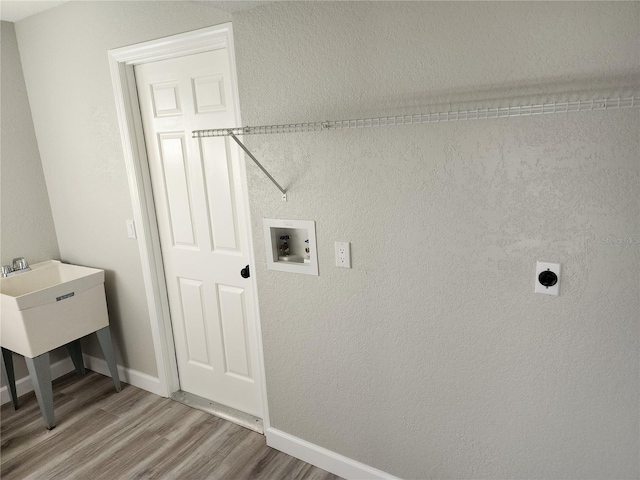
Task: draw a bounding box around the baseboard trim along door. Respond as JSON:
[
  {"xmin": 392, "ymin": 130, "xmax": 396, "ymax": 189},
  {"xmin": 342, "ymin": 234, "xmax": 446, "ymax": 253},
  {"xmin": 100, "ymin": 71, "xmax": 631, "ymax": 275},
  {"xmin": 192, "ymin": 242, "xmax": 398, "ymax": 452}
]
[
  {"xmin": 0, "ymin": 357, "xmax": 75, "ymax": 405},
  {"xmin": 1, "ymin": 354, "xmax": 163, "ymax": 405},
  {"xmin": 82, "ymin": 354, "xmax": 163, "ymax": 396},
  {"xmin": 265, "ymin": 427, "xmax": 401, "ymax": 480}
]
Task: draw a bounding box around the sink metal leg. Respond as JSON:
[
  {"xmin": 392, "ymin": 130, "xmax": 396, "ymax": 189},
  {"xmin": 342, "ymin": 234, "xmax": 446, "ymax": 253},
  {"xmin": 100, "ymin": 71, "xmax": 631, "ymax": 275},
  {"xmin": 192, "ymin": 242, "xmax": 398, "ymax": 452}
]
[
  {"xmin": 95, "ymin": 327, "xmax": 121, "ymax": 392},
  {"xmin": 24, "ymin": 353, "xmax": 55, "ymax": 430},
  {"xmin": 66, "ymin": 340, "xmax": 85, "ymax": 376},
  {"xmin": 1, "ymin": 348, "xmax": 19, "ymax": 410}
]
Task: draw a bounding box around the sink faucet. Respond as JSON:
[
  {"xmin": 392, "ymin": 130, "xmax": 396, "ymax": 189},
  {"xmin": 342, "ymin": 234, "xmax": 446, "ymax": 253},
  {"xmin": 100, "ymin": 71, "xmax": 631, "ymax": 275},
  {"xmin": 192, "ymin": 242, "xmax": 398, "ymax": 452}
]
[
  {"xmin": 13, "ymin": 257, "xmax": 30, "ymax": 271},
  {"xmin": 2, "ymin": 257, "xmax": 31, "ymax": 277}
]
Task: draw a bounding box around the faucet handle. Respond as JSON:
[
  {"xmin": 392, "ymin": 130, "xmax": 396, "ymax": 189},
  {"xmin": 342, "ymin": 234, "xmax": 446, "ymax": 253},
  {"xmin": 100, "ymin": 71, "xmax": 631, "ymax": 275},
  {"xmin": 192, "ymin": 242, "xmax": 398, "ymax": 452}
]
[
  {"xmin": 12, "ymin": 257, "xmax": 29, "ymax": 270},
  {"xmin": 2, "ymin": 265, "xmax": 13, "ymax": 277}
]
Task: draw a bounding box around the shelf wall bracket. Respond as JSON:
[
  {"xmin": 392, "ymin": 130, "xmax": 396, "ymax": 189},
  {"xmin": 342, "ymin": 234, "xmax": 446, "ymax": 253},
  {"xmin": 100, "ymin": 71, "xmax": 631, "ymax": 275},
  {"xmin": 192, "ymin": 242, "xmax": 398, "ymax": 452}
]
[{"xmin": 228, "ymin": 132, "xmax": 287, "ymax": 202}]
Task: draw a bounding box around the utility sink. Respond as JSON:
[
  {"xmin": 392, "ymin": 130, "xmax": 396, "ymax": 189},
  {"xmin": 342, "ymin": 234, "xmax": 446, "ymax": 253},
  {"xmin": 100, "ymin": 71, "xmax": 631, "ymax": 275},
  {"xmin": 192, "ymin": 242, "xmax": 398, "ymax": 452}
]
[
  {"xmin": 1, "ymin": 260, "xmax": 120, "ymax": 430},
  {"xmin": 0, "ymin": 260, "xmax": 109, "ymax": 358}
]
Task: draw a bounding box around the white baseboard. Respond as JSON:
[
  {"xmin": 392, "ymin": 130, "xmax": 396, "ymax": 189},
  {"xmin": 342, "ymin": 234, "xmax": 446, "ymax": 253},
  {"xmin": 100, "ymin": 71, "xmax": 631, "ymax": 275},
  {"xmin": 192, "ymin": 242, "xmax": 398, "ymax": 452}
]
[
  {"xmin": 265, "ymin": 427, "xmax": 400, "ymax": 480},
  {"xmin": 1, "ymin": 357, "xmax": 76, "ymax": 405},
  {"xmin": 82, "ymin": 354, "xmax": 163, "ymax": 397},
  {"xmin": 0, "ymin": 354, "xmax": 164, "ymax": 406}
]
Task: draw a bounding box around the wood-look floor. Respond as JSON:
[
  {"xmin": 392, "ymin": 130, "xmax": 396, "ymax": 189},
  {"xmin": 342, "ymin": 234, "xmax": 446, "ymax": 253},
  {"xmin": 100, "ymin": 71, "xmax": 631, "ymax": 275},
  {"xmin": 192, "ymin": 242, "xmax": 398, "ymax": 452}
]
[{"xmin": 1, "ymin": 371, "xmax": 341, "ymax": 480}]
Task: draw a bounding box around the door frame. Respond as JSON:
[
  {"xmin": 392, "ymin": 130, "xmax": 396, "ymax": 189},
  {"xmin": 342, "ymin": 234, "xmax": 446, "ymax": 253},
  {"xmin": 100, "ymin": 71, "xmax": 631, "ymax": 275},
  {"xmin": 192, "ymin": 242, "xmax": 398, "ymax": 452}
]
[{"xmin": 108, "ymin": 23, "xmax": 270, "ymax": 428}]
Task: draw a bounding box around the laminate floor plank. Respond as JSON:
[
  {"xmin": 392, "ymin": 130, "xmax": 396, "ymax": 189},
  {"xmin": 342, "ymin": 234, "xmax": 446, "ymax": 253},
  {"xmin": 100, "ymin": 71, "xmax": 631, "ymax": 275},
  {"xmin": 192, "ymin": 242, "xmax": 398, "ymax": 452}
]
[
  {"xmin": 144, "ymin": 421, "xmax": 247, "ymax": 480},
  {"xmin": 33, "ymin": 401, "xmax": 172, "ymax": 479},
  {"xmin": 291, "ymin": 462, "xmax": 343, "ymax": 480},
  {"xmin": 140, "ymin": 417, "xmax": 229, "ymax": 479},
  {"xmin": 3, "ymin": 380, "xmax": 128, "ymax": 464},
  {"xmin": 8, "ymin": 408, "xmax": 119, "ymax": 480},
  {"xmin": 76, "ymin": 430, "xmax": 169, "ymax": 480},
  {"xmin": 1, "ymin": 371, "xmax": 342, "ymax": 480}
]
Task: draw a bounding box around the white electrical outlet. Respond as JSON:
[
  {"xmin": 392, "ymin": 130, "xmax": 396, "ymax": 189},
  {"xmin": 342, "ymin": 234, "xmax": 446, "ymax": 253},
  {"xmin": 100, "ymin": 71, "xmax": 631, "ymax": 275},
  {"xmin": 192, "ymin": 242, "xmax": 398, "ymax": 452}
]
[{"xmin": 335, "ymin": 241, "xmax": 351, "ymax": 268}]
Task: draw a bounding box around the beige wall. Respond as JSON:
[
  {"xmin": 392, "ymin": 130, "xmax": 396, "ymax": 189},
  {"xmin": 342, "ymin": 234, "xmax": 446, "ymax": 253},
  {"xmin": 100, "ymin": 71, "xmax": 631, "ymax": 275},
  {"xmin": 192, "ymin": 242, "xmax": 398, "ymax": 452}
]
[
  {"xmin": 14, "ymin": 2, "xmax": 232, "ymax": 377},
  {"xmin": 1, "ymin": 21, "xmax": 64, "ymax": 384},
  {"xmin": 11, "ymin": 1, "xmax": 640, "ymax": 478},
  {"xmin": 233, "ymin": 2, "xmax": 639, "ymax": 478}
]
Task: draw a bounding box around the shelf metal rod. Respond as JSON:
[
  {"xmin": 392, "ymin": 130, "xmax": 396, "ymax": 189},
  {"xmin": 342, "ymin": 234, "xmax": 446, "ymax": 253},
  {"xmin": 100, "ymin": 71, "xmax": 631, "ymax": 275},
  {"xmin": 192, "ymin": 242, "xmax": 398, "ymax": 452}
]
[
  {"xmin": 193, "ymin": 96, "xmax": 640, "ymax": 138},
  {"xmin": 193, "ymin": 95, "xmax": 639, "ymax": 201},
  {"xmin": 228, "ymin": 132, "xmax": 287, "ymax": 201}
]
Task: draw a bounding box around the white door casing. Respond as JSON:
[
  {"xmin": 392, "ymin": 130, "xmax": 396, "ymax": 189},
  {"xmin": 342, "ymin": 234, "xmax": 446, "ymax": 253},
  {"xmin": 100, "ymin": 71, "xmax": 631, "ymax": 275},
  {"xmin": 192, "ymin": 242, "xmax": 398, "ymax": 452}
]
[
  {"xmin": 109, "ymin": 25, "xmax": 269, "ymax": 426},
  {"xmin": 134, "ymin": 49, "xmax": 263, "ymax": 417}
]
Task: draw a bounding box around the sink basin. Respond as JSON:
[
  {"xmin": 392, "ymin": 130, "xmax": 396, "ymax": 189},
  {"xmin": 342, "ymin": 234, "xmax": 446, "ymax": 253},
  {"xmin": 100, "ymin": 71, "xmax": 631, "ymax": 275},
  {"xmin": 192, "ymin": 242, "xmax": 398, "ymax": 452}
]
[{"xmin": 0, "ymin": 260, "xmax": 109, "ymax": 358}]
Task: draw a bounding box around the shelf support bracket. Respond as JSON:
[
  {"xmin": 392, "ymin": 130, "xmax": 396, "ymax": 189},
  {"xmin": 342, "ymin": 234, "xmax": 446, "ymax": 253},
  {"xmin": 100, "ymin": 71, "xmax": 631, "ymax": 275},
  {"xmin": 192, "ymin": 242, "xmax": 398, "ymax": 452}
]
[{"xmin": 228, "ymin": 132, "xmax": 287, "ymax": 201}]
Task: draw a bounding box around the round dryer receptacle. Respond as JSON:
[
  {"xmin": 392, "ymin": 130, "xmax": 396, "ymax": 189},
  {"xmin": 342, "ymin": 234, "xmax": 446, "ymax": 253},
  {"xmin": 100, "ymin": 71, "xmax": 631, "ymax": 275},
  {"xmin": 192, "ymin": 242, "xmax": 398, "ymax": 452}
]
[{"xmin": 538, "ymin": 270, "xmax": 558, "ymax": 288}]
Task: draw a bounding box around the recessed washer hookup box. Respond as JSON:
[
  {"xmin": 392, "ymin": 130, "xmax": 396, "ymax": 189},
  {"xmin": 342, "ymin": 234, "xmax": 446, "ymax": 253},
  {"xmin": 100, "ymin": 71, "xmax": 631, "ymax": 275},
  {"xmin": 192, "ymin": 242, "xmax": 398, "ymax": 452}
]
[{"xmin": 263, "ymin": 219, "xmax": 318, "ymax": 276}]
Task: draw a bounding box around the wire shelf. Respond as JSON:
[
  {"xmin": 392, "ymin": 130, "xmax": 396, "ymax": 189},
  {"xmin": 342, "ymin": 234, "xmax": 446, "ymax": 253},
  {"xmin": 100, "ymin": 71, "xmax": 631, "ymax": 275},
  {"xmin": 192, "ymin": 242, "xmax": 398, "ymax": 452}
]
[
  {"xmin": 193, "ymin": 95, "xmax": 639, "ymax": 201},
  {"xmin": 192, "ymin": 96, "xmax": 639, "ymax": 138}
]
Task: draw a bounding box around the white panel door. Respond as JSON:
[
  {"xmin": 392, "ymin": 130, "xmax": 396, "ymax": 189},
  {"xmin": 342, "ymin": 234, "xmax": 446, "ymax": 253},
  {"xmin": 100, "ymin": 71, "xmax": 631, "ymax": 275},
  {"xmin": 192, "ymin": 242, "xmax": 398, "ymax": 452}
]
[{"xmin": 135, "ymin": 50, "xmax": 262, "ymax": 417}]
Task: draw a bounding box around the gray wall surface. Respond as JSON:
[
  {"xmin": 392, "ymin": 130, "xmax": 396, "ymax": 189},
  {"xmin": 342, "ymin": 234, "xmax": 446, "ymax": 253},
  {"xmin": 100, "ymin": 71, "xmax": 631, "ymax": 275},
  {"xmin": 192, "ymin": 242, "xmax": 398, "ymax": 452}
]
[
  {"xmin": 233, "ymin": 2, "xmax": 639, "ymax": 478},
  {"xmin": 10, "ymin": 1, "xmax": 640, "ymax": 478},
  {"xmin": 0, "ymin": 21, "xmax": 59, "ymax": 268},
  {"xmin": 1, "ymin": 21, "xmax": 63, "ymax": 384}
]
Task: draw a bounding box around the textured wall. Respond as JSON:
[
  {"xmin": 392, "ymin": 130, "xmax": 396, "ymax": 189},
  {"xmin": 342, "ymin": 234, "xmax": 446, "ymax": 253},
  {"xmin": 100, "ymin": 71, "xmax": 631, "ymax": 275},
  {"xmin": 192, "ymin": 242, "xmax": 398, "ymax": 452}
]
[
  {"xmin": 0, "ymin": 22, "xmax": 59, "ymax": 268},
  {"xmin": 10, "ymin": 1, "xmax": 640, "ymax": 477},
  {"xmin": 14, "ymin": 2, "xmax": 232, "ymax": 377},
  {"xmin": 233, "ymin": 2, "xmax": 640, "ymax": 478},
  {"xmin": 1, "ymin": 21, "xmax": 64, "ymax": 385}
]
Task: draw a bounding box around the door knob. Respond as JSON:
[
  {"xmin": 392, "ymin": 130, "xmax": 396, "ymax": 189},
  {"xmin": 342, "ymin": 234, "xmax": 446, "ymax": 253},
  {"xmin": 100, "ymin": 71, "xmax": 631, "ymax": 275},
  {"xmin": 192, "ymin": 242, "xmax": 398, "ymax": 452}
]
[{"xmin": 240, "ymin": 265, "xmax": 250, "ymax": 279}]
